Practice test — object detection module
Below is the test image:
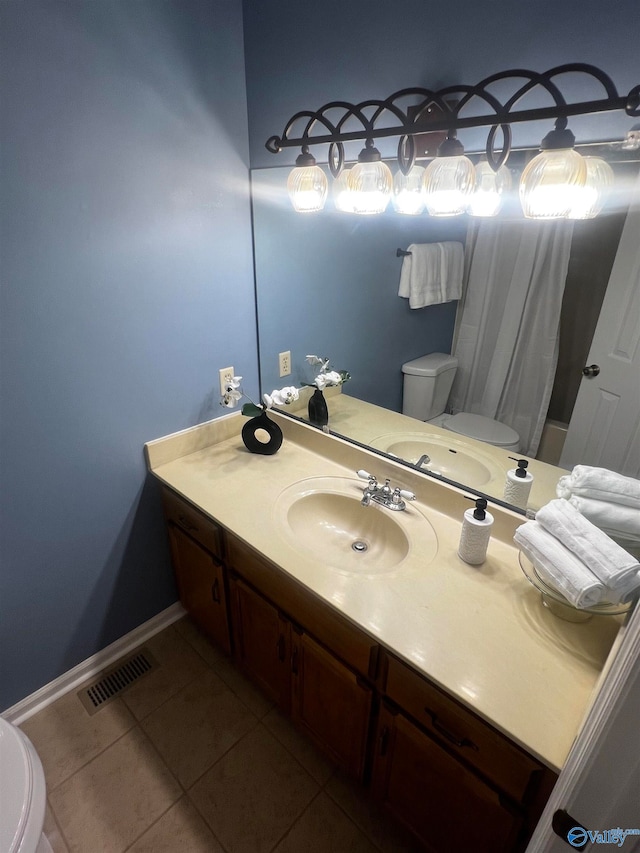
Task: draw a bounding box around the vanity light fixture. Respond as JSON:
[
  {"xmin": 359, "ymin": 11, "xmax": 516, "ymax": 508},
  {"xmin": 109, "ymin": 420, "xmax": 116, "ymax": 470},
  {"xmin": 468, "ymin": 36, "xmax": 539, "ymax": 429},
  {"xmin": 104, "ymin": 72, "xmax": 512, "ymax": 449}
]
[
  {"xmin": 347, "ymin": 139, "xmax": 393, "ymax": 214},
  {"xmin": 467, "ymin": 159, "xmax": 512, "ymax": 217},
  {"xmin": 519, "ymin": 118, "xmax": 587, "ymax": 219},
  {"xmin": 421, "ymin": 132, "xmax": 475, "ymax": 216},
  {"xmin": 266, "ymin": 64, "xmax": 640, "ymax": 219},
  {"xmin": 286, "ymin": 145, "xmax": 328, "ymax": 212}
]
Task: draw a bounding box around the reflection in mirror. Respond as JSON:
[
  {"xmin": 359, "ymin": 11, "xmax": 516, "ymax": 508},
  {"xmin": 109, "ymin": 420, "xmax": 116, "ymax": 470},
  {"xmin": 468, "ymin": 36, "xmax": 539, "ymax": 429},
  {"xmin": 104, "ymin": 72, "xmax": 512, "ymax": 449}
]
[{"xmin": 252, "ymin": 155, "xmax": 640, "ymax": 515}]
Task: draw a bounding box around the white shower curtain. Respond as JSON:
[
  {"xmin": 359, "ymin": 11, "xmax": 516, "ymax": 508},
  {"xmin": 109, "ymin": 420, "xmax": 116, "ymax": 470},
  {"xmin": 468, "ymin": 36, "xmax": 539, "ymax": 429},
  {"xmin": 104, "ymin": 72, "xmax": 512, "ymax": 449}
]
[{"xmin": 449, "ymin": 218, "xmax": 574, "ymax": 457}]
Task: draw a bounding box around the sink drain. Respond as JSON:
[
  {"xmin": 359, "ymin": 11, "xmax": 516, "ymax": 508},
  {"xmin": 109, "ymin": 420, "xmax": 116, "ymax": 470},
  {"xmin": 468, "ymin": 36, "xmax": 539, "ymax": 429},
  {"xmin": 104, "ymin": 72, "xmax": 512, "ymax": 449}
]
[{"xmin": 352, "ymin": 540, "xmax": 369, "ymax": 553}]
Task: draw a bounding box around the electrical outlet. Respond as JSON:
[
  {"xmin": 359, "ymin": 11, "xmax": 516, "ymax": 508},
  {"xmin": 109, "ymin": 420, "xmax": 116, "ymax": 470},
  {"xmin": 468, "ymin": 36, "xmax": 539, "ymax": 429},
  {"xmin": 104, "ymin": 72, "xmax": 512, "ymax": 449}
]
[
  {"xmin": 279, "ymin": 351, "xmax": 291, "ymax": 377},
  {"xmin": 219, "ymin": 366, "xmax": 235, "ymax": 396}
]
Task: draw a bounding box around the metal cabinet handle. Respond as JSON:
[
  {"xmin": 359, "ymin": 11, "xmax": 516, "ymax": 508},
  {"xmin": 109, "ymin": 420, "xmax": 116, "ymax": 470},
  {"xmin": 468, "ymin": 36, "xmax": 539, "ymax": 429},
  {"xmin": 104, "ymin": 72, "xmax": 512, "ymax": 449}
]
[
  {"xmin": 582, "ymin": 364, "xmax": 600, "ymax": 377},
  {"xmin": 378, "ymin": 725, "xmax": 389, "ymax": 756},
  {"xmin": 178, "ymin": 514, "xmax": 197, "ymax": 532},
  {"xmin": 424, "ymin": 708, "xmax": 477, "ymax": 750},
  {"xmin": 211, "ymin": 578, "xmax": 220, "ymax": 603}
]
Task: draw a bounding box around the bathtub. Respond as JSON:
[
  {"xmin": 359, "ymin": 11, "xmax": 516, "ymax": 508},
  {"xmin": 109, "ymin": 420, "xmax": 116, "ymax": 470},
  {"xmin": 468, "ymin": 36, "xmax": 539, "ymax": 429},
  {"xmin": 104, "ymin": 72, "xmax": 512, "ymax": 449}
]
[{"xmin": 537, "ymin": 419, "xmax": 568, "ymax": 466}]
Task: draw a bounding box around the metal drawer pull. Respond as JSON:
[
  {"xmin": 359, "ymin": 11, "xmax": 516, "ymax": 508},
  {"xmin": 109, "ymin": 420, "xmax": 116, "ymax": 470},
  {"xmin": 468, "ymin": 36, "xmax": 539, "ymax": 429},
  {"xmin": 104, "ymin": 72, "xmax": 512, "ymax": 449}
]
[
  {"xmin": 425, "ymin": 708, "xmax": 478, "ymax": 750},
  {"xmin": 211, "ymin": 579, "xmax": 220, "ymax": 603},
  {"xmin": 178, "ymin": 514, "xmax": 197, "ymax": 532}
]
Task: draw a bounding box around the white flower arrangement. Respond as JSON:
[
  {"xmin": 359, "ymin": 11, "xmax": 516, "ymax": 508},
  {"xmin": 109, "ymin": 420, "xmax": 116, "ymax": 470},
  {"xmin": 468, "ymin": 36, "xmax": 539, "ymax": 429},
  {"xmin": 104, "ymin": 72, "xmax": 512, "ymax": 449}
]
[
  {"xmin": 221, "ymin": 375, "xmax": 299, "ymax": 416},
  {"xmin": 305, "ymin": 354, "xmax": 351, "ymax": 390}
]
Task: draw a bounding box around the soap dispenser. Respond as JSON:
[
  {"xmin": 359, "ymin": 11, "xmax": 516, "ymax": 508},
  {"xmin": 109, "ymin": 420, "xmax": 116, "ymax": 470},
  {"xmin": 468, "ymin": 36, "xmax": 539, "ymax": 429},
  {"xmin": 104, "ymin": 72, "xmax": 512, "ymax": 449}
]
[
  {"xmin": 504, "ymin": 458, "xmax": 534, "ymax": 510},
  {"xmin": 458, "ymin": 497, "xmax": 494, "ymax": 565}
]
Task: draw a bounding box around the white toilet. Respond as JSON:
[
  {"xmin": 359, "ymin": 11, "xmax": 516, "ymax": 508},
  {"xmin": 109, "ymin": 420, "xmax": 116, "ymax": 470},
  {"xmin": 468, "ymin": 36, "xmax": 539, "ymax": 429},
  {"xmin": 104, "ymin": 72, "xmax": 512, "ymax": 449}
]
[
  {"xmin": 0, "ymin": 717, "xmax": 53, "ymax": 853},
  {"xmin": 401, "ymin": 353, "xmax": 521, "ymax": 452}
]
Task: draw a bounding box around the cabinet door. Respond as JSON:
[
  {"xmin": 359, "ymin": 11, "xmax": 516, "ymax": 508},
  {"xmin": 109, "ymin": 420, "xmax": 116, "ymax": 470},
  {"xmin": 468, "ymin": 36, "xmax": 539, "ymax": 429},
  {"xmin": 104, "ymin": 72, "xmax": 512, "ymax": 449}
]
[
  {"xmin": 230, "ymin": 577, "xmax": 291, "ymax": 712},
  {"xmin": 168, "ymin": 524, "xmax": 231, "ymax": 655},
  {"xmin": 291, "ymin": 631, "xmax": 372, "ymax": 780},
  {"xmin": 372, "ymin": 704, "xmax": 522, "ymax": 853}
]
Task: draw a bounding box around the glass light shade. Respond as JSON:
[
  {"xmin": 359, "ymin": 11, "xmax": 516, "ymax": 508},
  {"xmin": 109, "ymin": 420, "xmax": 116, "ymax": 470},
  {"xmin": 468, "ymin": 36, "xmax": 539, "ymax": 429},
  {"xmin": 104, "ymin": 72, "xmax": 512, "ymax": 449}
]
[
  {"xmin": 467, "ymin": 161, "xmax": 512, "ymax": 217},
  {"xmin": 333, "ymin": 169, "xmax": 355, "ymax": 212},
  {"xmin": 566, "ymin": 157, "xmax": 614, "ymax": 219},
  {"xmin": 287, "ymin": 165, "xmax": 328, "ymax": 212},
  {"xmin": 347, "ymin": 160, "xmax": 393, "ymax": 214},
  {"xmin": 422, "ymin": 155, "xmax": 475, "ymax": 216},
  {"xmin": 392, "ymin": 165, "xmax": 426, "ymax": 215},
  {"xmin": 519, "ymin": 149, "xmax": 587, "ymax": 219}
]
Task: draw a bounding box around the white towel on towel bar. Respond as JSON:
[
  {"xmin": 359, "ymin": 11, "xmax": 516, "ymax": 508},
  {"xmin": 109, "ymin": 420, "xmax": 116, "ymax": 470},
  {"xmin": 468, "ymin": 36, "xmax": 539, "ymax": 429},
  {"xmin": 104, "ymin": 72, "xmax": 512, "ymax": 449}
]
[{"xmin": 398, "ymin": 242, "xmax": 464, "ymax": 308}]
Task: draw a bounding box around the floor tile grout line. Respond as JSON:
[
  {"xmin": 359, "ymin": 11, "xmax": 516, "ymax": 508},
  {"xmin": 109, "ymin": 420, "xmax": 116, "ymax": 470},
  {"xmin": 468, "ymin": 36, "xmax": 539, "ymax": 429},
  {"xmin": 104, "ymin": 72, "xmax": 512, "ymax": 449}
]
[
  {"xmin": 321, "ymin": 777, "xmax": 390, "ymax": 853},
  {"xmin": 45, "ymin": 707, "xmax": 137, "ymax": 794},
  {"xmin": 265, "ymin": 786, "xmax": 326, "ymax": 853}
]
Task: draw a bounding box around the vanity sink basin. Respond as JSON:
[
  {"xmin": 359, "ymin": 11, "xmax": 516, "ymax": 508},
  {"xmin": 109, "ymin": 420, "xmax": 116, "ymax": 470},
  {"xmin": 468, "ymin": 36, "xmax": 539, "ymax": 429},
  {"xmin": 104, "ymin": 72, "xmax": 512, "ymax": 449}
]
[
  {"xmin": 369, "ymin": 433, "xmax": 505, "ymax": 487},
  {"xmin": 275, "ymin": 476, "xmax": 437, "ymax": 574}
]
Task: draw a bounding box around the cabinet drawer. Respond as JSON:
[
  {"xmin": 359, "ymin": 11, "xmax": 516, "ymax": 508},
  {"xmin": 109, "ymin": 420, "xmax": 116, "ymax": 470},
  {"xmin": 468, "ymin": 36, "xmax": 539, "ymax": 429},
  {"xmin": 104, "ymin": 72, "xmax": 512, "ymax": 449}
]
[
  {"xmin": 162, "ymin": 488, "xmax": 224, "ymax": 559},
  {"xmin": 227, "ymin": 536, "xmax": 378, "ymax": 680},
  {"xmin": 383, "ymin": 654, "xmax": 542, "ymax": 803}
]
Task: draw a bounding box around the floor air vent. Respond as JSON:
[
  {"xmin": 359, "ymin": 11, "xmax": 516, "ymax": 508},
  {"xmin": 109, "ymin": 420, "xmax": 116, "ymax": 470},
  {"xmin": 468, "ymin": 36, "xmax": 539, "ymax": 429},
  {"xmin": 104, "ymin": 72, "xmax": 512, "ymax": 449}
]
[{"xmin": 78, "ymin": 648, "xmax": 158, "ymax": 715}]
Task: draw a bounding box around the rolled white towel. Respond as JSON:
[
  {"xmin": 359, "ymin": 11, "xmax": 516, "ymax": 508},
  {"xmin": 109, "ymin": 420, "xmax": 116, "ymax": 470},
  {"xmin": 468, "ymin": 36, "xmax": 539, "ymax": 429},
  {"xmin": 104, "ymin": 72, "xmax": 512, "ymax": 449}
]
[
  {"xmin": 556, "ymin": 465, "xmax": 640, "ymax": 509},
  {"xmin": 535, "ymin": 499, "xmax": 640, "ymax": 595},
  {"xmin": 514, "ymin": 521, "xmax": 606, "ymax": 609},
  {"xmin": 567, "ymin": 495, "xmax": 640, "ymax": 542}
]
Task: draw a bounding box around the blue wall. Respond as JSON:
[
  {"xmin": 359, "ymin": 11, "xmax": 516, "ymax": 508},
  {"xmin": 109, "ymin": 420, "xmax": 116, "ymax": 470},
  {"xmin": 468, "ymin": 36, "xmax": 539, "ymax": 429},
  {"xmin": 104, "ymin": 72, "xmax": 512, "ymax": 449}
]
[
  {"xmin": 0, "ymin": 0, "xmax": 257, "ymax": 710},
  {"xmin": 243, "ymin": 0, "xmax": 639, "ymax": 169}
]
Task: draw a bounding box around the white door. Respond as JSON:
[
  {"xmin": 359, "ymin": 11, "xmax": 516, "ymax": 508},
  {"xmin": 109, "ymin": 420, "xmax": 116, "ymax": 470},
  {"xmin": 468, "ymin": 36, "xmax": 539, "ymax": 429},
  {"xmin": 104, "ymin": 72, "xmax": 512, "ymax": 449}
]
[
  {"xmin": 560, "ymin": 173, "xmax": 640, "ymax": 476},
  {"xmin": 526, "ymin": 601, "xmax": 640, "ymax": 853}
]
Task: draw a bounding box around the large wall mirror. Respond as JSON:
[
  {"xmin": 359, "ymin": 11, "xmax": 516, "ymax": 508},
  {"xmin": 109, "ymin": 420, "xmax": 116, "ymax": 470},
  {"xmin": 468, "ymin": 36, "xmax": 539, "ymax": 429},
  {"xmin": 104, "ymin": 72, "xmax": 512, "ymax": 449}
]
[{"xmin": 252, "ymin": 151, "xmax": 640, "ymax": 514}]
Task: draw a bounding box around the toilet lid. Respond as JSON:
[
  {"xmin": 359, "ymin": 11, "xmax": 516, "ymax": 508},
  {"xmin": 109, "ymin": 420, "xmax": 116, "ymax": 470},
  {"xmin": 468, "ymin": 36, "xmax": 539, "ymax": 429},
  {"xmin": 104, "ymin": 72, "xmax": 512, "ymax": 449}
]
[
  {"xmin": 0, "ymin": 717, "xmax": 45, "ymax": 853},
  {"xmin": 445, "ymin": 412, "xmax": 520, "ymax": 447}
]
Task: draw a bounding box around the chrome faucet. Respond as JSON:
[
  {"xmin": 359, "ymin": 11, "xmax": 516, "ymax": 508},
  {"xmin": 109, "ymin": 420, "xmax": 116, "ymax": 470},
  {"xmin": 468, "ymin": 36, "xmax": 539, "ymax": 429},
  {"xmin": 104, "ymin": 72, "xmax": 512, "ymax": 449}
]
[
  {"xmin": 357, "ymin": 470, "xmax": 416, "ymax": 511},
  {"xmin": 416, "ymin": 453, "xmax": 431, "ymax": 468}
]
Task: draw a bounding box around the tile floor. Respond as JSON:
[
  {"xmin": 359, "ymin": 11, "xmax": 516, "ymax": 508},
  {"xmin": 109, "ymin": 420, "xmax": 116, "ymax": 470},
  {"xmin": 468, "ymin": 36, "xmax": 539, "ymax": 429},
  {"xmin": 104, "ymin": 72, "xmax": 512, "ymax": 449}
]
[{"xmin": 21, "ymin": 617, "xmax": 424, "ymax": 853}]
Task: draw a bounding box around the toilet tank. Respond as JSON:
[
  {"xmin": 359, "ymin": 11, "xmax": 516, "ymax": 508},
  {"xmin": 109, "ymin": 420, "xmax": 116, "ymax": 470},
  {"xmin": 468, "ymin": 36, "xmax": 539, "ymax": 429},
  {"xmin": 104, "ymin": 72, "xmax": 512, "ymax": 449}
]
[{"xmin": 401, "ymin": 353, "xmax": 458, "ymax": 421}]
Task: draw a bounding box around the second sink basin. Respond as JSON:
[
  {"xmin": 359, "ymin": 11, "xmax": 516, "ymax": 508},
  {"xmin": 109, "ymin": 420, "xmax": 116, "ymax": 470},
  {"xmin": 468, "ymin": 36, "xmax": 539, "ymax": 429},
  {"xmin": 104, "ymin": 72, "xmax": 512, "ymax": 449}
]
[
  {"xmin": 369, "ymin": 432, "xmax": 505, "ymax": 487},
  {"xmin": 274, "ymin": 476, "xmax": 437, "ymax": 574}
]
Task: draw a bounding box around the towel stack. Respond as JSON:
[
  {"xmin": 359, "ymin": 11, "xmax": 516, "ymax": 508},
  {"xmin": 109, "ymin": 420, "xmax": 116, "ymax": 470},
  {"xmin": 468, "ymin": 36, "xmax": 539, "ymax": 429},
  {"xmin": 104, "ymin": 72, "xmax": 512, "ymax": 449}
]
[
  {"xmin": 398, "ymin": 242, "xmax": 464, "ymax": 308},
  {"xmin": 556, "ymin": 466, "xmax": 640, "ymax": 546},
  {"xmin": 514, "ymin": 499, "xmax": 640, "ymax": 609}
]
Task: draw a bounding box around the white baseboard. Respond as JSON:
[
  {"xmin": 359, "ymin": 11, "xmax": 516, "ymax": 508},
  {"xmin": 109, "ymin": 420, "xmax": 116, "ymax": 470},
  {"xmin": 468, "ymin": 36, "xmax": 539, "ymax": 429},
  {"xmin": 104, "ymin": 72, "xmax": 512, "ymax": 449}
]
[{"xmin": 2, "ymin": 602, "xmax": 186, "ymax": 725}]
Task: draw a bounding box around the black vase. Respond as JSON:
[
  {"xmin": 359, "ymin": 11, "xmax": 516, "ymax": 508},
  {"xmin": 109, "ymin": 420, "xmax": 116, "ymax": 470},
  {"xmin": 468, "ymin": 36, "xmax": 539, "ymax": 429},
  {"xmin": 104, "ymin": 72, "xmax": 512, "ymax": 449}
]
[
  {"xmin": 241, "ymin": 411, "xmax": 283, "ymax": 455},
  {"xmin": 308, "ymin": 388, "xmax": 329, "ymax": 427}
]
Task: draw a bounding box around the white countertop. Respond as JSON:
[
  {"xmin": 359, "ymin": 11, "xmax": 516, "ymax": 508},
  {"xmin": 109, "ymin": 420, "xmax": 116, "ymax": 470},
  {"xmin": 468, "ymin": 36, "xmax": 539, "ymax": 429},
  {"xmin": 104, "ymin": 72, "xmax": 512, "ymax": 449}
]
[{"xmin": 145, "ymin": 410, "xmax": 622, "ymax": 773}]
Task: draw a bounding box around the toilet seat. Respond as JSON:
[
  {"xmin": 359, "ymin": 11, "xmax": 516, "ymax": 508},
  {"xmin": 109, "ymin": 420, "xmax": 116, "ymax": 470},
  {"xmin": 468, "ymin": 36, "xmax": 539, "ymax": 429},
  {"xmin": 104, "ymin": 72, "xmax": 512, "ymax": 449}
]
[
  {"xmin": 444, "ymin": 412, "xmax": 520, "ymax": 450},
  {"xmin": 0, "ymin": 718, "xmax": 48, "ymax": 853}
]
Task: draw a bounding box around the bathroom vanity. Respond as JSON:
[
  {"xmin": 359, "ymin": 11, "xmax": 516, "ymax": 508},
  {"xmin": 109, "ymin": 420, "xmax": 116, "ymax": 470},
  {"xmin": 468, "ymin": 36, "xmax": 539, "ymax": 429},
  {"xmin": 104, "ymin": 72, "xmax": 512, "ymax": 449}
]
[{"xmin": 145, "ymin": 412, "xmax": 622, "ymax": 852}]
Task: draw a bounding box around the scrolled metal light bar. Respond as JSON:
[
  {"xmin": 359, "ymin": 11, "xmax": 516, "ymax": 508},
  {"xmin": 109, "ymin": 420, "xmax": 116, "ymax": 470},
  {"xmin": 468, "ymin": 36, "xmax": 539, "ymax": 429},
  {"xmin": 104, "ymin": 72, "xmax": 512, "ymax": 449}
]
[{"xmin": 265, "ymin": 64, "xmax": 640, "ymax": 173}]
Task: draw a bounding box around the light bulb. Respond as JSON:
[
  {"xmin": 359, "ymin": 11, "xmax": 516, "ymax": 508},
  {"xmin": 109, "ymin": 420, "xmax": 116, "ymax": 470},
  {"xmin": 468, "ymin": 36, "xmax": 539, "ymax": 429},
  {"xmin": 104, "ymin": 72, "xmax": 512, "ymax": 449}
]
[
  {"xmin": 287, "ymin": 147, "xmax": 328, "ymax": 213},
  {"xmin": 348, "ymin": 140, "xmax": 392, "ymax": 215},
  {"xmin": 467, "ymin": 161, "xmax": 512, "ymax": 217},
  {"xmin": 422, "ymin": 134, "xmax": 475, "ymax": 216},
  {"xmin": 566, "ymin": 157, "xmax": 614, "ymax": 219},
  {"xmin": 333, "ymin": 168, "xmax": 355, "ymax": 212},
  {"xmin": 392, "ymin": 165, "xmax": 425, "ymax": 215}
]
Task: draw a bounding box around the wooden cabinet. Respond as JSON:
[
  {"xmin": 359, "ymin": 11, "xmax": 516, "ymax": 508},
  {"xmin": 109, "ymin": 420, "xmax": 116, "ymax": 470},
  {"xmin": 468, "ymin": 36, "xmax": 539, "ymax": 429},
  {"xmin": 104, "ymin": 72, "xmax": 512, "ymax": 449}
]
[
  {"xmin": 163, "ymin": 489, "xmax": 231, "ymax": 655},
  {"xmin": 230, "ymin": 576, "xmax": 291, "ymax": 712},
  {"xmin": 291, "ymin": 630, "xmax": 372, "ymax": 779},
  {"xmin": 372, "ymin": 703, "xmax": 522, "ymax": 853},
  {"xmin": 160, "ymin": 486, "xmax": 556, "ymax": 850}
]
